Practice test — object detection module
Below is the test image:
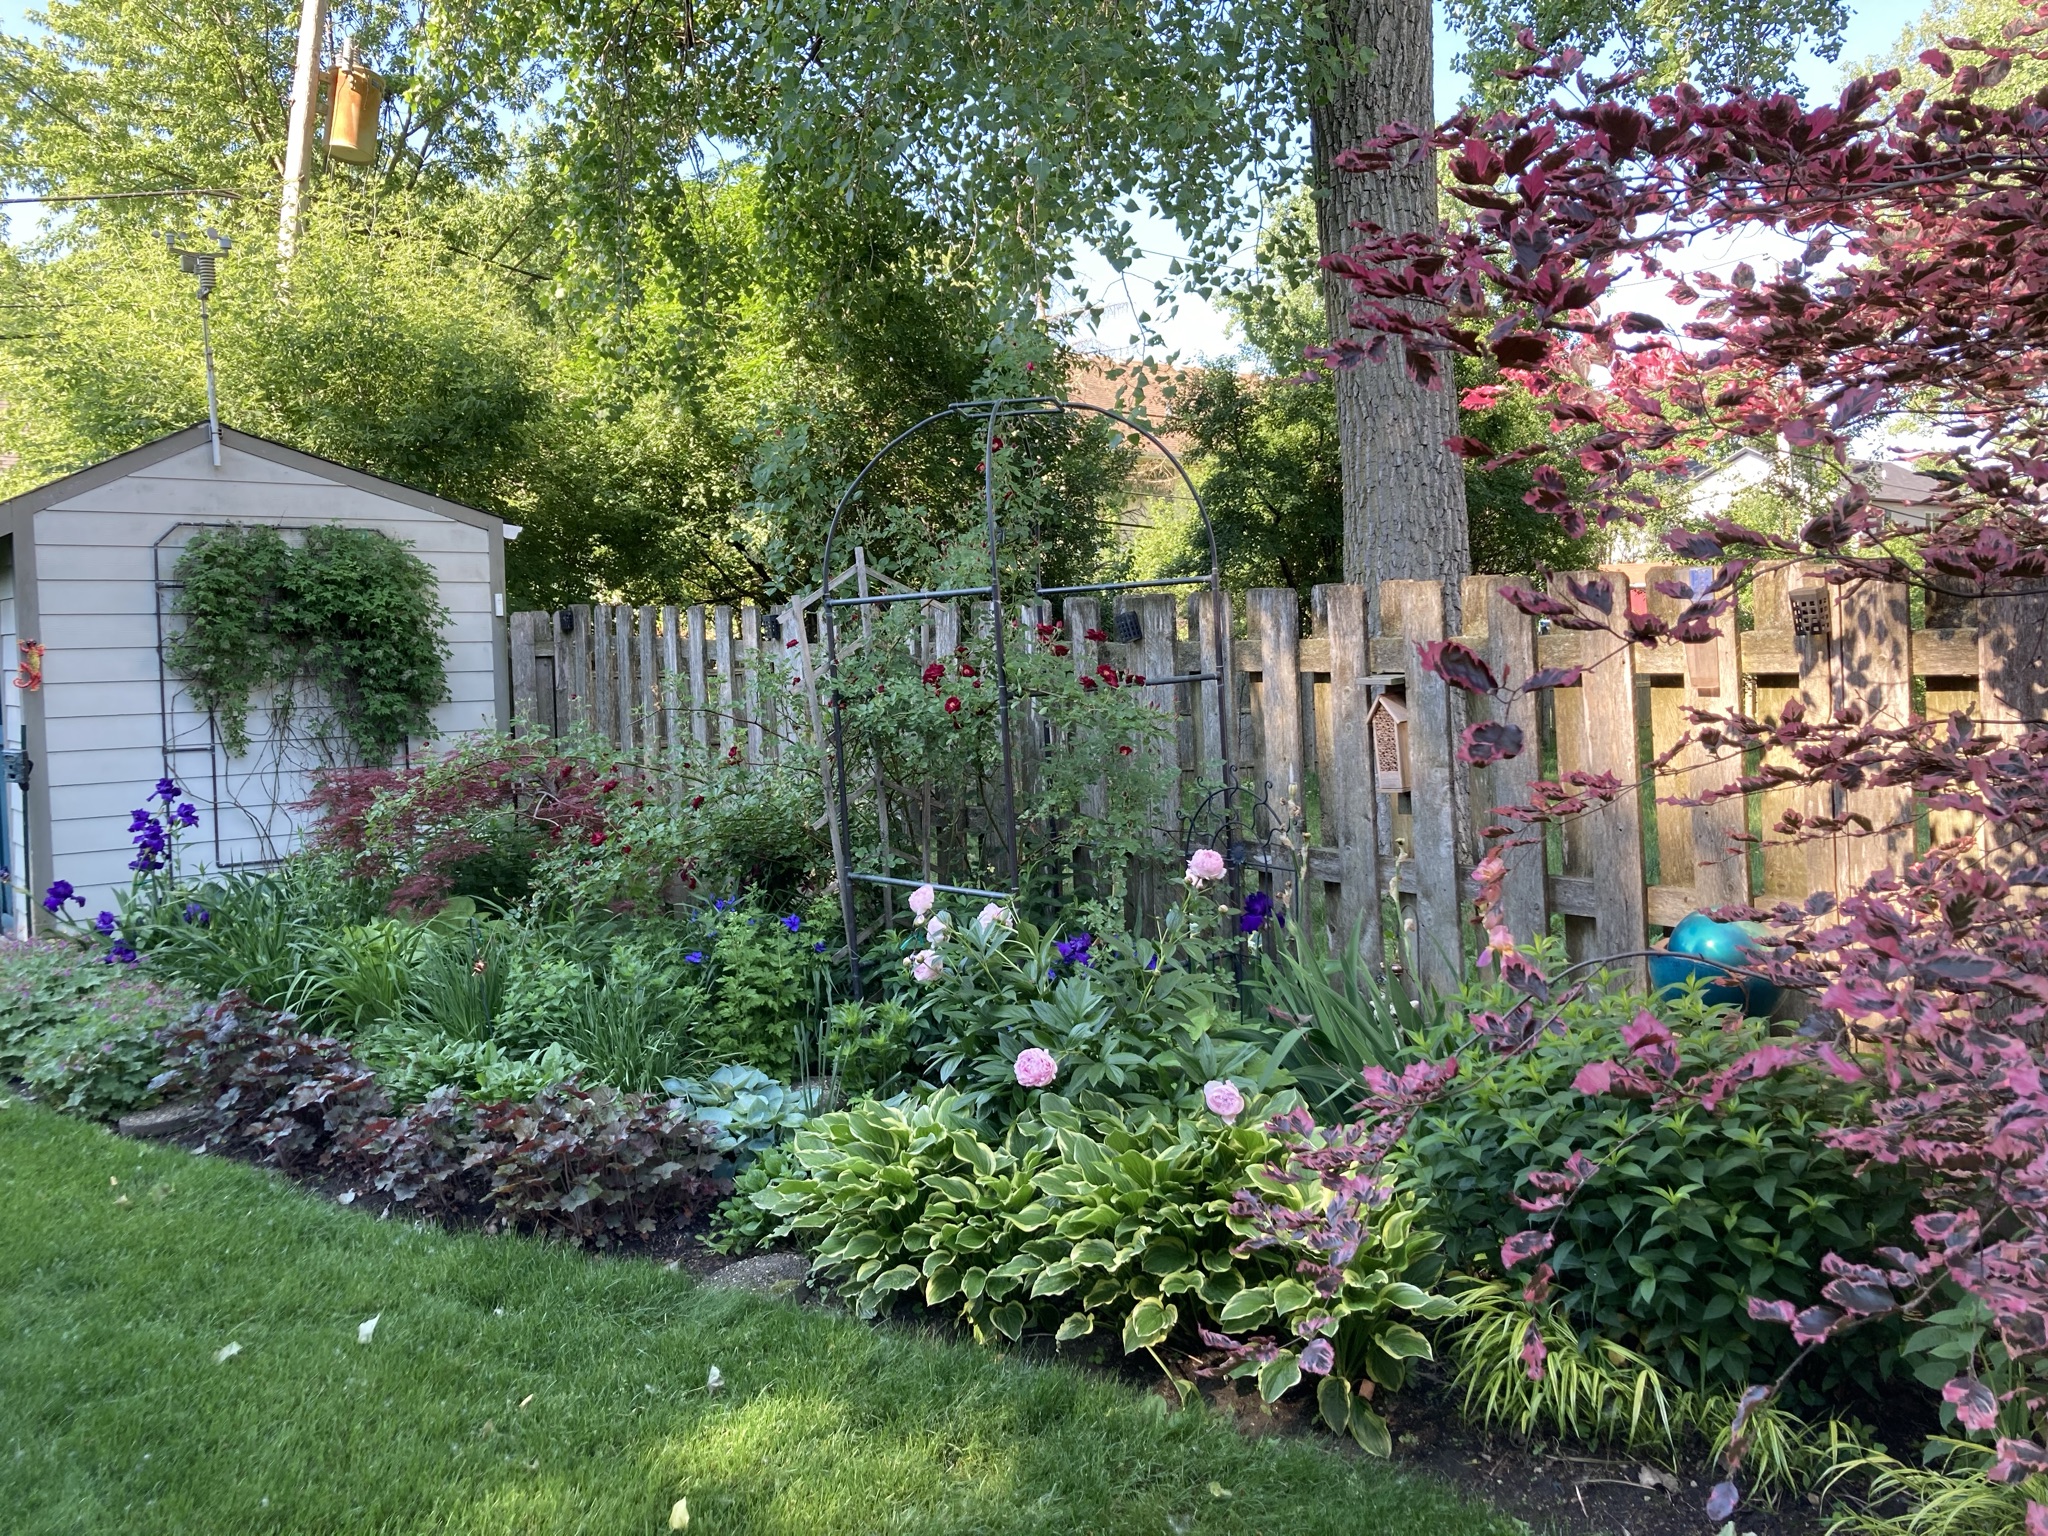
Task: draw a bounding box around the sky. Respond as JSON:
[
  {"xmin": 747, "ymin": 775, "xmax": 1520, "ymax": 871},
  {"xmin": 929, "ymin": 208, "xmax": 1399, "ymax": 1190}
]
[
  {"xmin": 0, "ymin": 0, "xmax": 1936, "ymax": 355},
  {"xmin": 1064, "ymin": 0, "xmax": 1932, "ymax": 366}
]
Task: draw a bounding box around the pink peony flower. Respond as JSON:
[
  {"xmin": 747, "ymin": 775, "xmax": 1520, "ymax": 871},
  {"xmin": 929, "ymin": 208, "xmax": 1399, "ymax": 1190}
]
[
  {"xmin": 926, "ymin": 914, "xmax": 950, "ymax": 944},
  {"xmin": 1203, "ymin": 1079, "xmax": 1245, "ymax": 1121},
  {"xmin": 977, "ymin": 901, "xmax": 1013, "ymax": 932},
  {"xmin": 908, "ymin": 883, "xmax": 936, "ymax": 919},
  {"xmin": 908, "ymin": 948, "xmax": 944, "ymax": 983},
  {"xmin": 1185, "ymin": 848, "xmax": 1227, "ymax": 887},
  {"xmin": 1014, "ymin": 1048, "xmax": 1058, "ymax": 1088}
]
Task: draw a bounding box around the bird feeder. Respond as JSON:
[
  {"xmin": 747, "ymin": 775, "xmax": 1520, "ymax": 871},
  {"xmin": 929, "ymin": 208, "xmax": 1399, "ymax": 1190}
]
[
  {"xmin": 325, "ymin": 46, "xmax": 383, "ymax": 166},
  {"xmin": 1366, "ymin": 693, "xmax": 1410, "ymax": 794},
  {"xmin": 1788, "ymin": 586, "xmax": 1830, "ymax": 639}
]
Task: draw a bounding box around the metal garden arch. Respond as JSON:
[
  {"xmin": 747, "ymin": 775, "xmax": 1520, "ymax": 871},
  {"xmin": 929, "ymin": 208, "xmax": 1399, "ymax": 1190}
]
[{"xmin": 819, "ymin": 395, "xmax": 1238, "ymax": 997}]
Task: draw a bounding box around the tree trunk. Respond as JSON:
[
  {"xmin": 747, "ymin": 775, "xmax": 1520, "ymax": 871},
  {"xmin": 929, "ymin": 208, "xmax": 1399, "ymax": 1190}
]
[{"xmin": 1312, "ymin": 0, "xmax": 1469, "ymax": 626}]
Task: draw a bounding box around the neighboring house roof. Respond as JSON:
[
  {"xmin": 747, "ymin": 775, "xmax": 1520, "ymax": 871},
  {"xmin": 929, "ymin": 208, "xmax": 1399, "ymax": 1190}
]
[{"xmin": 0, "ymin": 423, "xmax": 508, "ymax": 544}]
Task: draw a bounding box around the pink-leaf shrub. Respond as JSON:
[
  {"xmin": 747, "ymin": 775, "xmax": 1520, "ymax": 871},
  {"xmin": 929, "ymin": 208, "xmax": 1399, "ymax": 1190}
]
[{"xmin": 1320, "ymin": 18, "xmax": 2048, "ymax": 1514}]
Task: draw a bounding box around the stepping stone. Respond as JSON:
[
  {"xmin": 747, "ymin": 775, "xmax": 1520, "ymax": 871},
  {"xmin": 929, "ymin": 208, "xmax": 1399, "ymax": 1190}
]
[
  {"xmin": 701, "ymin": 1251, "xmax": 811, "ymax": 1297},
  {"xmin": 117, "ymin": 1101, "xmax": 208, "ymax": 1139}
]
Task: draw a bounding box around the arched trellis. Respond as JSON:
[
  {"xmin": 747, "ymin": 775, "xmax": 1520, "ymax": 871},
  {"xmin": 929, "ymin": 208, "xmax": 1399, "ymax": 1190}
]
[{"xmin": 819, "ymin": 395, "xmax": 1239, "ymax": 997}]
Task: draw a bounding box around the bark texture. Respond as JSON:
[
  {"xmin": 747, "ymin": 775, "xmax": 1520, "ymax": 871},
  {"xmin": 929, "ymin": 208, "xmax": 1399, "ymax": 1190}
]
[{"xmin": 1312, "ymin": 0, "xmax": 1470, "ymax": 625}]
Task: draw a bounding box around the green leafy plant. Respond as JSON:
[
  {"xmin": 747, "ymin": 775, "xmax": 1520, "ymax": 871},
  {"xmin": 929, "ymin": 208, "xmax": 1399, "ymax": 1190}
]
[
  {"xmin": 661, "ymin": 1064, "xmax": 817, "ymax": 1158},
  {"xmin": 1252, "ymin": 919, "xmax": 1429, "ymax": 1114},
  {"xmin": 705, "ymin": 1144, "xmax": 795, "ymax": 1254},
  {"xmin": 166, "ymin": 523, "xmax": 450, "ymax": 762},
  {"xmin": 1398, "ymin": 978, "xmax": 1917, "ymax": 1399},
  {"xmin": 895, "ymin": 896, "xmax": 1291, "ymax": 1122},
  {"xmin": 752, "ymin": 1086, "xmax": 1452, "ymax": 1438},
  {"xmin": 0, "ymin": 940, "xmax": 195, "ymax": 1119}
]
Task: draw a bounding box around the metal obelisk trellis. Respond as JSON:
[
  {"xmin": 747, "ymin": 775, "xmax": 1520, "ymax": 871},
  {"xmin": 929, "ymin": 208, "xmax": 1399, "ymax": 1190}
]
[{"xmin": 820, "ymin": 395, "xmax": 1239, "ymax": 998}]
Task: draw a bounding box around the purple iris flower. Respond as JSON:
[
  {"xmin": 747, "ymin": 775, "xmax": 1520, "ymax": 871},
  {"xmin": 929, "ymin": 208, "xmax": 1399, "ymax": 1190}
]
[
  {"xmin": 1239, "ymin": 890, "xmax": 1276, "ymax": 934},
  {"xmin": 42, "ymin": 880, "xmax": 81, "ymax": 913},
  {"xmin": 1054, "ymin": 932, "xmax": 1093, "ymax": 969},
  {"xmin": 183, "ymin": 903, "xmax": 210, "ymax": 927},
  {"xmin": 154, "ymin": 777, "xmax": 180, "ymax": 803},
  {"xmin": 104, "ymin": 938, "xmax": 140, "ymax": 965},
  {"xmin": 93, "ymin": 911, "xmax": 116, "ymax": 936},
  {"xmin": 173, "ymin": 802, "xmax": 199, "ymax": 828}
]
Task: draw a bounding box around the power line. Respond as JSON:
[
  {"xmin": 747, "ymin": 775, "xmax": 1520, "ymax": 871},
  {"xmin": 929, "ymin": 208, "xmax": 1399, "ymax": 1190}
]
[{"xmin": 1, "ymin": 188, "xmax": 246, "ymax": 207}]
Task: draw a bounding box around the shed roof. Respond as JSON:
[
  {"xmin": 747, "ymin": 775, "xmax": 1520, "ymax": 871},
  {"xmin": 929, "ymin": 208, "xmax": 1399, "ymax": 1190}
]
[{"xmin": 0, "ymin": 424, "xmax": 507, "ymax": 544}]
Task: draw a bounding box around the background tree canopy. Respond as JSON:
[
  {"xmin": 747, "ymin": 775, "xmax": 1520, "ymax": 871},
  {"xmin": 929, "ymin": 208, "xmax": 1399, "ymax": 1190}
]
[{"xmin": 0, "ymin": 0, "xmax": 1852, "ymax": 610}]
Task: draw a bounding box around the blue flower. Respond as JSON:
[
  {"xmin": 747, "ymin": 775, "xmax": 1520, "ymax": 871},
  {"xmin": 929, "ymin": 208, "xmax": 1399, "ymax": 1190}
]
[
  {"xmin": 42, "ymin": 880, "xmax": 81, "ymax": 914},
  {"xmin": 1239, "ymin": 890, "xmax": 1276, "ymax": 934},
  {"xmin": 154, "ymin": 777, "xmax": 180, "ymax": 804},
  {"xmin": 813, "ymin": 940, "xmax": 827, "ymax": 953},
  {"xmin": 93, "ymin": 911, "xmax": 116, "ymax": 936},
  {"xmin": 713, "ymin": 897, "xmax": 732, "ymax": 912},
  {"xmin": 781, "ymin": 914, "xmax": 801, "ymax": 933},
  {"xmin": 684, "ymin": 951, "xmax": 705, "ymax": 964},
  {"xmin": 173, "ymin": 802, "xmax": 199, "ymax": 828},
  {"xmin": 1054, "ymin": 931, "xmax": 1094, "ymax": 969}
]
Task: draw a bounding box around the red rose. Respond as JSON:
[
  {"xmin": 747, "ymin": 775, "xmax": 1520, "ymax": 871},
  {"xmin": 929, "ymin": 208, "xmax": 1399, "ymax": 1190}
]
[
  {"xmin": 922, "ymin": 662, "xmax": 946, "ymax": 685},
  {"xmin": 1118, "ymin": 745, "xmax": 1133, "ymax": 756},
  {"xmin": 1085, "ymin": 628, "xmax": 1108, "ymax": 642},
  {"xmin": 1080, "ymin": 676, "xmax": 1097, "ymax": 690},
  {"xmin": 590, "ymin": 830, "xmax": 606, "ymax": 846},
  {"xmin": 691, "ymin": 795, "xmax": 704, "ymax": 808},
  {"xmin": 945, "ymin": 696, "xmax": 962, "ymax": 713}
]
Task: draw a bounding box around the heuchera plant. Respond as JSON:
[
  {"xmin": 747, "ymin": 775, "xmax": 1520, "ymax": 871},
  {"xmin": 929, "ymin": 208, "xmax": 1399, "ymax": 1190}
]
[{"xmin": 1315, "ymin": 18, "xmax": 2048, "ymax": 1522}]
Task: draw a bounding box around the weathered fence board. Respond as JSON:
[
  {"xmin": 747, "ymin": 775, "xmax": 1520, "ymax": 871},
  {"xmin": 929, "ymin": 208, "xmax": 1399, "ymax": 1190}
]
[{"xmin": 510, "ymin": 562, "xmax": 2011, "ymax": 988}]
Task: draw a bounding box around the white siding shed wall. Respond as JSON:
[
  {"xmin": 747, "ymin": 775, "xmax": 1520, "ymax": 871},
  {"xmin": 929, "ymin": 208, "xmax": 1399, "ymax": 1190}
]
[
  {"xmin": 0, "ymin": 539, "xmax": 22, "ymax": 937},
  {"xmin": 37, "ymin": 440, "xmax": 500, "ymax": 911}
]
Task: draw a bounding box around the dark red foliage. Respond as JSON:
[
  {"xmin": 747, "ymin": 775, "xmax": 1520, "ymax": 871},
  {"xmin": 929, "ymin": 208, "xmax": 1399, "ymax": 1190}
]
[
  {"xmin": 301, "ymin": 742, "xmax": 632, "ymax": 912},
  {"xmin": 464, "ymin": 1082, "xmax": 725, "ymax": 1247},
  {"xmin": 149, "ymin": 997, "xmax": 725, "ymax": 1244}
]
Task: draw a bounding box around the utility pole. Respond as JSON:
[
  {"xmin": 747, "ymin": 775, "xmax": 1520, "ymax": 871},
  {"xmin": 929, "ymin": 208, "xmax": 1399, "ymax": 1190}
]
[{"xmin": 277, "ymin": 0, "xmax": 328, "ymax": 262}]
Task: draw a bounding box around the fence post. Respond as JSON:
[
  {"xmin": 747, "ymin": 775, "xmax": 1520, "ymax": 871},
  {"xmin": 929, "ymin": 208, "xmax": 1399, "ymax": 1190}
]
[
  {"xmin": 1386, "ymin": 579, "xmax": 1465, "ymax": 995},
  {"xmin": 1979, "ymin": 585, "xmax": 2048, "ymax": 872},
  {"xmin": 560, "ymin": 605, "xmax": 590, "ymax": 734},
  {"xmin": 590, "ymin": 605, "xmax": 615, "ymax": 746},
  {"xmin": 1573, "ymin": 571, "xmax": 1648, "ymax": 985},
  {"xmin": 660, "ymin": 605, "xmax": 682, "ymax": 758},
  {"xmin": 1314, "ymin": 583, "xmax": 1383, "ymax": 967},
  {"xmin": 713, "ymin": 603, "xmax": 737, "ymax": 762},
  {"xmin": 636, "ymin": 605, "xmax": 658, "ymax": 765},
  {"xmin": 1789, "ymin": 561, "xmax": 1842, "ymax": 897},
  {"xmin": 509, "ymin": 611, "xmax": 541, "ymax": 736},
  {"xmin": 1833, "ymin": 577, "xmax": 1913, "ymax": 890},
  {"xmin": 741, "ymin": 605, "xmax": 766, "ymax": 765},
  {"xmin": 1247, "ymin": 589, "xmax": 1304, "ymax": 920},
  {"xmin": 685, "ymin": 605, "xmax": 710, "ymax": 755},
  {"xmin": 1478, "ymin": 577, "xmax": 1550, "ymax": 946}
]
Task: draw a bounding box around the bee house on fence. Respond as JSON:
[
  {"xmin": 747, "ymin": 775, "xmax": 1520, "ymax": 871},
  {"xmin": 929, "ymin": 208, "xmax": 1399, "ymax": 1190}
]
[
  {"xmin": 0, "ymin": 425, "xmax": 512, "ymax": 934},
  {"xmin": 1366, "ymin": 692, "xmax": 1410, "ymax": 794}
]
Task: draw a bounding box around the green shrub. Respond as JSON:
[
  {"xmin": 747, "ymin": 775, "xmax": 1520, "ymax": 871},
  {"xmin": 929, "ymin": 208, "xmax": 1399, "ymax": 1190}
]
[
  {"xmin": 698, "ymin": 902, "xmax": 816, "ymax": 1075},
  {"xmin": 0, "ymin": 940, "xmax": 194, "ymax": 1119},
  {"xmin": 753, "ymin": 1086, "xmax": 1453, "ymax": 1444},
  {"xmin": 705, "ymin": 1144, "xmax": 794, "ymax": 1255},
  {"xmin": 1398, "ymin": 978, "xmax": 1915, "ymax": 1399},
  {"xmin": 893, "ymin": 897, "xmax": 1293, "ymax": 1122},
  {"xmin": 661, "ymin": 1064, "xmax": 816, "ymax": 1157}
]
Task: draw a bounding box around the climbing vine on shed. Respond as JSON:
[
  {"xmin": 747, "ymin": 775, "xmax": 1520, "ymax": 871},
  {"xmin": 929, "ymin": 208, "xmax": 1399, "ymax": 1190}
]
[{"xmin": 165, "ymin": 524, "xmax": 450, "ymax": 763}]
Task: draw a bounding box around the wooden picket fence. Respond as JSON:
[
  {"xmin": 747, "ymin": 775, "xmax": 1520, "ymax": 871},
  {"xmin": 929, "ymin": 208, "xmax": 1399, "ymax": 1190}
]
[{"xmin": 508, "ymin": 563, "xmax": 2048, "ymax": 996}]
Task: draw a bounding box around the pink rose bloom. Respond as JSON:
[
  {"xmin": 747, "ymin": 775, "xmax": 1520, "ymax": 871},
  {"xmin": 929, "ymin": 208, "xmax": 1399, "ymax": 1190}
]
[
  {"xmin": 908, "ymin": 883, "xmax": 936, "ymax": 919},
  {"xmin": 1014, "ymin": 1048, "xmax": 1058, "ymax": 1088},
  {"xmin": 909, "ymin": 948, "xmax": 944, "ymax": 983},
  {"xmin": 1203, "ymin": 1079, "xmax": 1245, "ymax": 1122},
  {"xmin": 1185, "ymin": 848, "xmax": 1227, "ymax": 887}
]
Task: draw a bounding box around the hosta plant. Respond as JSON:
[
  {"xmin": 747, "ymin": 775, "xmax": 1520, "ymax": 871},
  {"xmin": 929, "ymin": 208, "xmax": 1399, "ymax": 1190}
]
[{"xmin": 751, "ymin": 1086, "xmax": 1453, "ymax": 1448}]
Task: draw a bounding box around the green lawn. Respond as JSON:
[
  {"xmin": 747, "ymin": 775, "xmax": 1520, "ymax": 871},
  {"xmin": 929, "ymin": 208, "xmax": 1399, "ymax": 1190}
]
[{"xmin": 0, "ymin": 1098, "xmax": 1512, "ymax": 1536}]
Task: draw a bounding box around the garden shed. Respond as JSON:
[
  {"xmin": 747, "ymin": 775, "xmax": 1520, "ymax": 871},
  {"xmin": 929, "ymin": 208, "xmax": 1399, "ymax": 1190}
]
[{"xmin": 0, "ymin": 425, "xmax": 512, "ymax": 933}]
